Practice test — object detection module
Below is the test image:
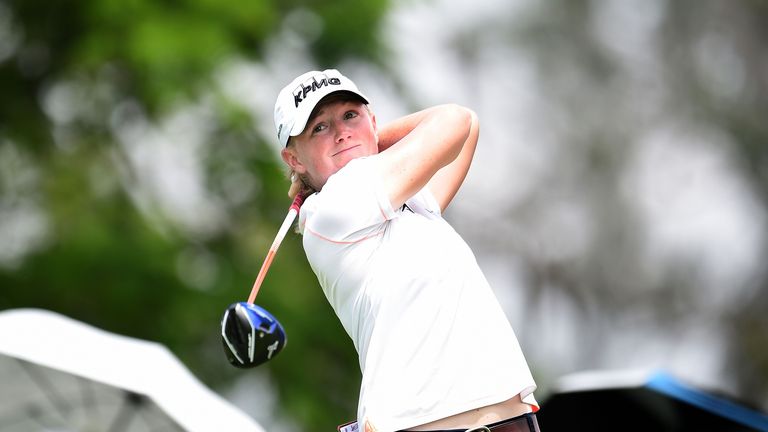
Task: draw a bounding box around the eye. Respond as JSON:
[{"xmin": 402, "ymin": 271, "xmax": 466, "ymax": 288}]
[
  {"xmin": 311, "ymin": 122, "xmax": 327, "ymax": 134},
  {"xmin": 344, "ymin": 110, "xmax": 359, "ymax": 120}
]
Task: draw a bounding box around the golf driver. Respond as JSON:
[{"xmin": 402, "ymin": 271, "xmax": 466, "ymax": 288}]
[{"xmin": 221, "ymin": 194, "xmax": 305, "ymax": 368}]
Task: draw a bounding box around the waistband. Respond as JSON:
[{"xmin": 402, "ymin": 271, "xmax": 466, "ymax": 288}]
[{"xmin": 400, "ymin": 412, "xmax": 540, "ymax": 432}]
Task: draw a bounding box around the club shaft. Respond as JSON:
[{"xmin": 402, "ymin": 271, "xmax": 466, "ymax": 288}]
[
  {"xmin": 246, "ymin": 203, "xmax": 300, "ymax": 304},
  {"xmin": 247, "ymin": 249, "xmax": 277, "ymax": 304}
]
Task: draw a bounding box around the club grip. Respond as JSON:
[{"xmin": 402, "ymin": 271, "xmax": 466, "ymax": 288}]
[{"xmin": 290, "ymin": 193, "xmax": 306, "ymax": 213}]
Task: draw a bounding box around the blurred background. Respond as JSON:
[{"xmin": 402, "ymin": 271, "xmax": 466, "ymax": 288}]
[{"xmin": 1, "ymin": 0, "xmax": 767, "ymax": 430}]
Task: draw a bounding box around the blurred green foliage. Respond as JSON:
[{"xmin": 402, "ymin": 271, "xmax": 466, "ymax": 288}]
[{"xmin": 0, "ymin": 0, "xmax": 392, "ymax": 429}]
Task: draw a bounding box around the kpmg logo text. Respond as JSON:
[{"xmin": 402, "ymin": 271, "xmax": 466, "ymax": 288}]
[{"xmin": 292, "ymin": 74, "xmax": 342, "ymax": 107}]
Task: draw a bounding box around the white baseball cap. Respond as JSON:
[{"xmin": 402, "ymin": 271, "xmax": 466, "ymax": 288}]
[{"xmin": 274, "ymin": 69, "xmax": 369, "ymax": 147}]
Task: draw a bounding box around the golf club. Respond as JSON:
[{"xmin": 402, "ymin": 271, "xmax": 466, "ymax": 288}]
[{"xmin": 221, "ymin": 194, "xmax": 305, "ymax": 368}]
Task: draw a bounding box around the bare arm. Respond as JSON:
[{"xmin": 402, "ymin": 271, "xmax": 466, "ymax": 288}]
[
  {"xmin": 426, "ymin": 110, "xmax": 478, "ymax": 211},
  {"xmin": 376, "ymin": 104, "xmax": 478, "ymax": 212}
]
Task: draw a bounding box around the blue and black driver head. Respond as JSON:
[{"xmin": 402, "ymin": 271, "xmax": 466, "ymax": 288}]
[{"xmin": 221, "ymin": 302, "xmax": 287, "ymax": 368}]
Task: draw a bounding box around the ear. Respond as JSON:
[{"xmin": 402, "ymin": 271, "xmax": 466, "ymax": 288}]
[{"xmin": 281, "ymin": 147, "xmax": 307, "ymax": 174}]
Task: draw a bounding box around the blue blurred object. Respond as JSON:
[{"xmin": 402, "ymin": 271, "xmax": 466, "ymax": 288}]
[{"xmin": 538, "ymin": 369, "xmax": 768, "ymax": 431}]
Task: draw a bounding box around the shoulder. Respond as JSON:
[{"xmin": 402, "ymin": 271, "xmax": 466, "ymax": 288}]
[
  {"xmin": 319, "ymin": 157, "xmax": 380, "ymax": 205},
  {"xmin": 299, "ymin": 157, "xmax": 396, "ymax": 240}
]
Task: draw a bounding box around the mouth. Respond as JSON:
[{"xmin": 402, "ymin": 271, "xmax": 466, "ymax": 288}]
[{"xmin": 331, "ymin": 145, "xmax": 360, "ymax": 157}]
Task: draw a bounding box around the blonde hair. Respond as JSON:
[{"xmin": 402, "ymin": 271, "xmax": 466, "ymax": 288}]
[{"xmin": 287, "ymin": 169, "xmax": 316, "ymax": 199}]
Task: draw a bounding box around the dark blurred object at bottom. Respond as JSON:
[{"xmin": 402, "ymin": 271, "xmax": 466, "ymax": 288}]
[{"xmin": 538, "ymin": 369, "xmax": 768, "ymax": 431}]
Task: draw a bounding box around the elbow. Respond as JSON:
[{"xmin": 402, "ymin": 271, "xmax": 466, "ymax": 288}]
[
  {"xmin": 443, "ymin": 104, "xmax": 477, "ymax": 153},
  {"xmin": 468, "ymin": 107, "xmax": 478, "ymax": 127},
  {"xmin": 422, "ymin": 104, "xmax": 479, "ymax": 166},
  {"xmin": 466, "ymin": 108, "xmax": 479, "ymax": 139},
  {"xmin": 444, "ymin": 104, "xmax": 477, "ymax": 138},
  {"xmin": 444, "ymin": 103, "xmax": 473, "ymax": 123}
]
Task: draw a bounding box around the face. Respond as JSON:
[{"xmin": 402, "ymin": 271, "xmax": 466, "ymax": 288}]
[{"xmin": 281, "ymin": 99, "xmax": 378, "ymax": 190}]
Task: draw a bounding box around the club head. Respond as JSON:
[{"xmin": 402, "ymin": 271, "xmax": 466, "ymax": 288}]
[{"xmin": 221, "ymin": 302, "xmax": 287, "ymax": 368}]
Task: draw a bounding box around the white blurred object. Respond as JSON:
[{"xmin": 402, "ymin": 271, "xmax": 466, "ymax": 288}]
[{"xmin": 0, "ymin": 308, "xmax": 265, "ymax": 432}]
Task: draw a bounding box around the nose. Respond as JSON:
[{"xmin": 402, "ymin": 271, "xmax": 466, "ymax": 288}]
[{"xmin": 333, "ymin": 120, "xmax": 351, "ymax": 143}]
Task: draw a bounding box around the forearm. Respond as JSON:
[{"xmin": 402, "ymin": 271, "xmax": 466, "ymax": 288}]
[
  {"xmin": 377, "ymin": 104, "xmax": 474, "ymax": 209},
  {"xmin": 377, "ymin": 106, "xmax": 443, "ymax": 153},
  {"xmin": 428, "ymin": 109, "xmax": 479, "ymax": 211}
]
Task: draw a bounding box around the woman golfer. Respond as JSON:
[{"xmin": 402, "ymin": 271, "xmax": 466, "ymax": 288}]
[{"xmin": 275, "ymin": 69, "xmax": 539, "ymax": 432}]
